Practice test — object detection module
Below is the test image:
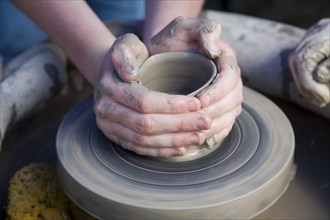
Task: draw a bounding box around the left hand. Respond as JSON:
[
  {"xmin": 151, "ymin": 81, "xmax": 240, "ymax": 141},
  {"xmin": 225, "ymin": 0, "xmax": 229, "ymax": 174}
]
[{"xmin": 147, "ymin": 17, "xmax": 243, "ymax": 145}]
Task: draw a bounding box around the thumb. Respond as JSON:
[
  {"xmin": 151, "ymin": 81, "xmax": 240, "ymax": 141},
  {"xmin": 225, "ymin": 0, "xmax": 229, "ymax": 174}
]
[
  {"xmin": 172, "ymin": 17, "xmax": 223, "ymax": 58},
  {"xmin": 111, "ymin": 33, "xmax": 149, "ymax": 82}
]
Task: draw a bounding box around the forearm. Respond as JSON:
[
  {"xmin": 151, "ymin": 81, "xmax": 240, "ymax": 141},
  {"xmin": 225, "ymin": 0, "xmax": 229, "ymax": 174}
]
[
  {"xmin": 143, "ymin": 0, "xmax": 205, "ymax": 46},
  {"xmin": 12, "ymin": 0, "xmax": 116, "ymax": 86}
]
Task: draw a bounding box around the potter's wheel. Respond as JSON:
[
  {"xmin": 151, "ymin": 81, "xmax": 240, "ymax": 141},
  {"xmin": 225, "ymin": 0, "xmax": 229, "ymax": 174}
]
[{"xmin": 56, "ymin": 87, "xmax": 295, "ymax": 219}]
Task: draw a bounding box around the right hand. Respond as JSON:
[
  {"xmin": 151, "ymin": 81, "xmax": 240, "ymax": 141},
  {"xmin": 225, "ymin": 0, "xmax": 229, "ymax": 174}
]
[
  {"xmin": 94, "ymin": 33, "xmax": 211, "ymax": 157},
  {"xmin": 148, "ymin": 17, "xmax": 243, "ymax": 147}
]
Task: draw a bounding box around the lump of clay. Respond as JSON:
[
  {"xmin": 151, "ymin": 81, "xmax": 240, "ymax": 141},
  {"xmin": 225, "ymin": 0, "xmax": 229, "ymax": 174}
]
[{"xmin": 289, "ymin": 18, "xmax": 330, "ymax": 107}]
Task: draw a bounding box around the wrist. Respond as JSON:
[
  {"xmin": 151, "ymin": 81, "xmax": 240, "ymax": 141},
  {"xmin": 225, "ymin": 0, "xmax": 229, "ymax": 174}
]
[{"xmin": 85, "ymin": 37, "xmax": 116, "ymax": 86}]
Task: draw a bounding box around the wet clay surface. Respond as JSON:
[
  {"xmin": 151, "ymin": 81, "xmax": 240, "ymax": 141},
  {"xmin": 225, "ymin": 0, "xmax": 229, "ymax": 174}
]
[
  {"xmin": 139, "ymin": 52, "xmax": 216, "ymax": 96},
  {"xmin": 139, "ymin": 52, "xmax": 218, "ymax": 161}
]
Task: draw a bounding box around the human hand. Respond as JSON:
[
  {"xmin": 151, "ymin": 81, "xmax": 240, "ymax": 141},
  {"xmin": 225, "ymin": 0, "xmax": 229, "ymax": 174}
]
[
  {"xmin": 94, "ymin": 33, "xmax": 211, "ymax": 157},
  {"xmin": 148, "ymin": 17, "xmax": 243, "ymax": 145},
  {"xmin": 289, "ymin": 18, "xmax": 330, "ymax": 107}
]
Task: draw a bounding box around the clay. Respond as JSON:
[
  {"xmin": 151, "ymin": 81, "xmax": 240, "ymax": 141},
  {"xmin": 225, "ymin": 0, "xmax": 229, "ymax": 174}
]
[
  {"xmin": 138, "ymin": 51, "xmax": 217, "ymax": 161},
  {"xmin": 138, "ymin": 52, "xmax": 216, "ymax": 96},
  {"xmin": 314, "ymin": 58, "xmax": 330, "ymax": 83},
  {"xmin": 290, "ymin": 18, "xmax": 330, "ymax": 107}
]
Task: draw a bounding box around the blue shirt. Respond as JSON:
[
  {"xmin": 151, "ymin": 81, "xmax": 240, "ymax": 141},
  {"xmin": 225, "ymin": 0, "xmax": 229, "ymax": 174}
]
[{"xmin": 0, "ymin": 0, "xmax": 145, "ymax": 64}]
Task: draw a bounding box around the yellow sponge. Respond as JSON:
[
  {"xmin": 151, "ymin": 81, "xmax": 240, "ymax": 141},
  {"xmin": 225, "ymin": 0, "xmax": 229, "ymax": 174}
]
[{"xmin": 7, "ymin": 163, "xmax": 71, "ymax": 220}]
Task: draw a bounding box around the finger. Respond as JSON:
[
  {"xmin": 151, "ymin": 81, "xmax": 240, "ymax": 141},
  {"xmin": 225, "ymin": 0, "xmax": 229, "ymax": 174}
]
[
  {"xmin": 202, "ymin": 79, "xmax": 243, "ymax": 119},
  {"xmin": 95, "ymin": 99, "xmax": 211, "ymax": 134},
  {"xmin": 199, "ymin": 42, "xmax": 241, "ymax": 107},
  {"xmin": 171, "ymin": 17, "xmax": 222, "ymax": 58},
  {"xmin": 196, "ymin": 19, "xmax": 222, "ymax": 59},
  {"xmin": 108, "ymin": 134, "xmax": 187, "ymax": 157},
  {"xmin": 96, "ymin": 68, "xmax": 203, "ymax": 113},
  {"xmin": 96, "ymin": 119, "xmax": 206, "ymax": 148},
  {"xmin": 150, "ymin": 17, "xmax": 222, "ymax": 58},
  {"xmin": 111, "ymin": 33, "xmax": 148, "ymax": 82},
  {"xmin": 207, "ymin": 105, "xmax": 242, "ymax": 144},
  {"xmin": 212, "ymin": 120, "xmax": 235, "ymax": 144}
]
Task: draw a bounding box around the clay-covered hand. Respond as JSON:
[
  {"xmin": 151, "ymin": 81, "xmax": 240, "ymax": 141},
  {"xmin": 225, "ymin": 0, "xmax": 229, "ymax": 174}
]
[
  {"xmin": 199, "ymin": 42, "xmax": 242, "ymax": 146},
  {"xmin": 289, "ymin": 18, "xmax": 330, "ymax": 107},
  {"xmin": 148, "ymin": 17, "xmax": 243, "ymax": 145},
  {"xmin": 94, "ymin": 33, "xmax": 211, "ymax": 157}
]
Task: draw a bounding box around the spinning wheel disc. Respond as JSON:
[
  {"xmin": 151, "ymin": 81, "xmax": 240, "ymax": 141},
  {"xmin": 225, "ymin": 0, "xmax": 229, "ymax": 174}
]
[{"xmin": 56, "ymin": 87, "xmax": 295, "ymax": 219}]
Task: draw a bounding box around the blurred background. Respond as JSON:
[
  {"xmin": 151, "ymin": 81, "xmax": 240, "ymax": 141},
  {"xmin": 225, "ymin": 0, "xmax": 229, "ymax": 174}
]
[{"xmin": 204, "ymin": 0, "xmax": 330, "ymax": 28}]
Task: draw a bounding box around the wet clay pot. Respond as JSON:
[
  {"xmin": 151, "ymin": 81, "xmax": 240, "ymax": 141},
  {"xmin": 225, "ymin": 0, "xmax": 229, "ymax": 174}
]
[
  {"xmin": 139, "ymin": 52, "xmax": 217, "ymax": 96},
  {"xmin": 138, "ymin": 52, "xmax": 218, "ymax": 161}
]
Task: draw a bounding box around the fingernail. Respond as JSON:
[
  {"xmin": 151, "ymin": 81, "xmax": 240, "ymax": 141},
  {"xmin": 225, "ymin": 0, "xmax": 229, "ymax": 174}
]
[
  {"xmin": 197, "ymin": 118, "xmax": 207, "ymax": 130},
  {"xmin": 188, "ymin": 100, "xmax": 198, "ymax": 111},
  {"xmin": 123, "ymin": 65, "xmax": 139, "ymax": 82},
  {"xmin": 190, "ymin": 134, "xmax": 200, "ymax": 145}
]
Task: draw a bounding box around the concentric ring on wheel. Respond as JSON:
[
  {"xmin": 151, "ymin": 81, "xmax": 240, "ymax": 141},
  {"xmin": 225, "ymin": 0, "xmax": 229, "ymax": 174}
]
[{"xmin": 56, "ymin": 87, "xmax": 295, "ymax": 219}]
